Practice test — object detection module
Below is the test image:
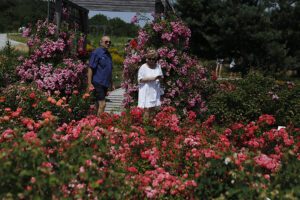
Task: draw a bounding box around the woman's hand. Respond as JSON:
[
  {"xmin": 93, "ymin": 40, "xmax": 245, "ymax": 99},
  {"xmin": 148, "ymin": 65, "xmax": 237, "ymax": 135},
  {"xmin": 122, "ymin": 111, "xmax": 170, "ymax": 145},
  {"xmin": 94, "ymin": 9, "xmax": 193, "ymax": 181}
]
[{"xmin": 156, "ymin": 75, "xmax": 163, "ymax": 81}]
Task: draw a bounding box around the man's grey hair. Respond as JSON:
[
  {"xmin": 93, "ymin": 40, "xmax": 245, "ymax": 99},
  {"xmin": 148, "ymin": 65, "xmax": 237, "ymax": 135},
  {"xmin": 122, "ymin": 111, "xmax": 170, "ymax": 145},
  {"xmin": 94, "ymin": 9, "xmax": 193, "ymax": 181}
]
[{"xmin": 100, "ymin": 36, "xmax": 110, "ymax": 43}]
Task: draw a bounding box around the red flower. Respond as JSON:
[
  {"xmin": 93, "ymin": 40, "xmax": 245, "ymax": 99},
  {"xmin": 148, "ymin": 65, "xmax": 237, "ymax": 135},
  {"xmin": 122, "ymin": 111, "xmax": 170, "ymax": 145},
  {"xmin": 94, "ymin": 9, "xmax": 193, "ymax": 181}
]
[
  {"xmin": 130, "ymin": 40, "xmax": 138, "ymax": 49},
  {"xmin": 42, "ymin": 111, "xmax": 53, "ymax": 119},
  {"xmin": 211, "ymin": 71, "xmax": 218, "ymax": 81},
  {"xmin": 128, "ymin": 166, "xmax": 138, "ymax": 173},
  {"xmin": 257, "ymin": 114, "xmax": 276, "ymax": 126},
  {"xmin": 188, "ymin": 110, "xmax": 197, "ymax": 120},
  {"xmin": 29, "ymin": 93, "xmax": 36, "ymax": 99}
]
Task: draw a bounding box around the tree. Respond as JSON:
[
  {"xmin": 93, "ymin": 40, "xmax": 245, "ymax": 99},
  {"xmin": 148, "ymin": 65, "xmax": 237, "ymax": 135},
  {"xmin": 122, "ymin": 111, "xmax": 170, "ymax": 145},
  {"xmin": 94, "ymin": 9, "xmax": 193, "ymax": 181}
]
[
  {"xmin": 89, "ymin": 14, "xmax": 109, "ymax": 25},
  {"xmin": 269, "ymin": 0, "xmax": 300, "ymax": 75},
  {"xmin": 88, "ymin": 14, "xmax": 139, "ymax": 38},
  {"xmin": 0, "ymin": 0, "xmax": 47, "ymax": 33},
  {"xmin": 174, "ymin": 0, "xmax": 297, "ymax": 76}
]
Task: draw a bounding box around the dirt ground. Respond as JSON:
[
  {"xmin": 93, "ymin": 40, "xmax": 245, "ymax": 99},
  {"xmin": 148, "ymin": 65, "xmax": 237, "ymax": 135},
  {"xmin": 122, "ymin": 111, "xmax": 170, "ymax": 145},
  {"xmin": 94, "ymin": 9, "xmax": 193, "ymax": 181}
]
[{"xmin": 13, "ymin": 44, "xmax": 29, "ymax": 52}]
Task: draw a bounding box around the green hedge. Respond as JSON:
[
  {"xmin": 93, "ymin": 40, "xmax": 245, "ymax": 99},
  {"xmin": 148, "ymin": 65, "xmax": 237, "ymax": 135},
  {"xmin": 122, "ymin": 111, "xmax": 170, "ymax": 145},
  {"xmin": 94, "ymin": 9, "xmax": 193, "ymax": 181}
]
[{"xmin": 206, "ymin": 74, "xmax": 300, "ymax": 127}]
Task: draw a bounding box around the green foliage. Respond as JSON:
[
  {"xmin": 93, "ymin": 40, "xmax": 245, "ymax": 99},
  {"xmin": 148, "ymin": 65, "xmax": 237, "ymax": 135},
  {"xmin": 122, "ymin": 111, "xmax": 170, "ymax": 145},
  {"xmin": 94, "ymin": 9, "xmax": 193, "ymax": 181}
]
[
  {"xmin": 174, "ymin": 0, "xmax": 300, "ymax": 75},
  {"xmin": 88, "ymin": 14, "xmax": 139, "ymax": 38},
  {"xmin": 0, "ymin": 41, "xmax": 23, "ymax": 88},
  {"xmin": 206, "ymin": 74, "xmax": 300, "ymax": 127},
  {"xmin": 268, "ymin": 151, "xmax": 300, "ymax": 199},
  {"xmin": 7, "ymin": 33, "xmax": 29, "ymax": 43},
  {"xmin": 0, "ymin": 0, "xmax": 47, "ymax": 33},
  {"xmin": 195, "ymin": 158, "xmax": 265, "ymax": 199},
  {"xmin": 269, "ymin": 0, "xmax": 300, "ymax": 74},
  {"xmin": 89, "ymin": 14, "xmax": 109, "ymax": 25}
]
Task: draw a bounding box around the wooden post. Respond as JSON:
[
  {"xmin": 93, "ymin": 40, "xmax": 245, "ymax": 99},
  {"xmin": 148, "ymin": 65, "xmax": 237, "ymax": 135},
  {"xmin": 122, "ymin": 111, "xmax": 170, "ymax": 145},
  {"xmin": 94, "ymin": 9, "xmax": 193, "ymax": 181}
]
[
  {"xmin": 83, "ymin": 10, "xmax": 89, "ymax": 35},
  {"xmin": 83, "ymin": 10, "xmax": 89, "ymax": 50},
  {"xmin": 47, "ymin": 0, "xmax": 50, "ymax": 23},
  {"xmin": 55, "ymin": 0, "xmax": 62, "ymax": 29},
  {"xmin": 164, "ymin": 0, "xmax": 176, "ymax": 17},
  {"xmin": 155, "ymin": 0, "xmax": 164, "ymax": 16}
]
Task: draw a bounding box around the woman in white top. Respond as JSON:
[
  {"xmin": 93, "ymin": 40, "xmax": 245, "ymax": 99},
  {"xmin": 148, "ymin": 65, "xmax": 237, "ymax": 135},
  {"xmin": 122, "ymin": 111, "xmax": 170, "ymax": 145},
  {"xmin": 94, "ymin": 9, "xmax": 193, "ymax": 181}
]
[
  {"xmin": 138, "ymin": 50, "xmax": 163, "ymax": 119},
  {"xmin": 229, "ymin": 59, "xmax": 236, "ymax": 79}
]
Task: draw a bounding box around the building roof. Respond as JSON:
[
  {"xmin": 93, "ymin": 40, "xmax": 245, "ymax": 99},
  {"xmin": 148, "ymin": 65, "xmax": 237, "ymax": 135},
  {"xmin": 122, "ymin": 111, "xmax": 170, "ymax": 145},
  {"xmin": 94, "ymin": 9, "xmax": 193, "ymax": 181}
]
[{"xmin": 69, "ymin": 0, "xmax": 168, "ymax": 12}]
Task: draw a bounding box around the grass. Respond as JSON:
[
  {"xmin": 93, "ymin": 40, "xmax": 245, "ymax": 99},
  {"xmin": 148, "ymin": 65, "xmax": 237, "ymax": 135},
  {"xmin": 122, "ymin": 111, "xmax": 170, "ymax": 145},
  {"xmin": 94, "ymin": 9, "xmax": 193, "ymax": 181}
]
[
  {"xmin": 7, "ymin": 33, "xmax": 28, "ymax": 44},
  {"xmin": 112, "ymin": 64, "xmax": 124, "ymax": 89},
  {"xmin": 8, "ymin": 33, "xmax": 130, "ymax": 56}
]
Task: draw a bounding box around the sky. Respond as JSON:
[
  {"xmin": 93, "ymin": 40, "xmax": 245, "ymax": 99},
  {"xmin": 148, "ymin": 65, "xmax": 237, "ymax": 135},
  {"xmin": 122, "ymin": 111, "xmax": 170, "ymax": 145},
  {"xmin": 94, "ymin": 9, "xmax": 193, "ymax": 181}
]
[{"xmin": 88, "ymin": 11, "xmax": 152, "ymax": 27}]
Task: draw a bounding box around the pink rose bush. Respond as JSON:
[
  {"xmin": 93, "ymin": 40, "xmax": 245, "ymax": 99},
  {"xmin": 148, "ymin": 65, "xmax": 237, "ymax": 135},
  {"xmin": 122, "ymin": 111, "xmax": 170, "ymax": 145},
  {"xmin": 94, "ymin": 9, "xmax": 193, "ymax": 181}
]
[
  {"xmin": 123, "ymin": 15, "xmax": 217, "ymax": 116},
  {"xmin": 16, "ymin": 19, "xmax": 88, "ymax": 94}
]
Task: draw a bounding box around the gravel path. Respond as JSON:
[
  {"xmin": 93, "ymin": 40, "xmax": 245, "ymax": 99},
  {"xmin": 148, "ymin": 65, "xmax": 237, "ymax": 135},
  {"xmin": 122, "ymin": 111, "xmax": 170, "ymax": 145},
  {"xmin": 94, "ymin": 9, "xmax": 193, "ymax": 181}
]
[
  {"xmin": 105, "ymin": 88, "xmax": 125, "ymax": 115},
  {"xmin": 0, "ymin": 33, "xmax": 25, "ymax": 50}
]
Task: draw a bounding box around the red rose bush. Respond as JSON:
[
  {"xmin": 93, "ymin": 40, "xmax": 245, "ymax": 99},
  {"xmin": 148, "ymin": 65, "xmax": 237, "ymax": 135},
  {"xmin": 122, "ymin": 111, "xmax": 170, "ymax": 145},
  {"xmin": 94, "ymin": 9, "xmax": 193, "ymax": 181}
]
[{"xmin": 1, "ymin": 106, "xmax": 299, "ymax": 199}]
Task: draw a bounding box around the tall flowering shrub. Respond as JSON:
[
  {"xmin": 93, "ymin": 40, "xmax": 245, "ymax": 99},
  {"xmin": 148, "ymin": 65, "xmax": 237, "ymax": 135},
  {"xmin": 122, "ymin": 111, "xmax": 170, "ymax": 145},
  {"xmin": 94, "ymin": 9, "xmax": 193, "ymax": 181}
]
[
  {"xmin": 122, "ymin": 15, "xmax": 217, "ymax": 115},
  {"xmin": 16, "ymin": 19, "xmax": 88, "ymax": 94}
]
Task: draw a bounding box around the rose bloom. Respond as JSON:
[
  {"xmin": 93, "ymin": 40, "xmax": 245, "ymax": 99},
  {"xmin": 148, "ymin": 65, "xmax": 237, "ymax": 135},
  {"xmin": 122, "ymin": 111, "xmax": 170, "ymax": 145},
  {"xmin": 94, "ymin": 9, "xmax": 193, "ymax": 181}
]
[
  {"xmin": 264, "ymin": 174, "xmax": 270, "ymax": 179},
  {"xmin": 130, "ymin": 40, "xmax": 138, "ymax": 49},
  {"xmin": 29, "ymin": 93, "xmax": 36, "ymax": 99}
]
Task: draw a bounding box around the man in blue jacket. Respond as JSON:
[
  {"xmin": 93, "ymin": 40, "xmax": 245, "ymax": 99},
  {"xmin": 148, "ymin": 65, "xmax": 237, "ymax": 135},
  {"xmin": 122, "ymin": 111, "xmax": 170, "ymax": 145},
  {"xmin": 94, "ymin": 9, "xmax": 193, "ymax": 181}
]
[{"xmin": 88, "ymin": 36, "xmax": 115, "ymax": 116}]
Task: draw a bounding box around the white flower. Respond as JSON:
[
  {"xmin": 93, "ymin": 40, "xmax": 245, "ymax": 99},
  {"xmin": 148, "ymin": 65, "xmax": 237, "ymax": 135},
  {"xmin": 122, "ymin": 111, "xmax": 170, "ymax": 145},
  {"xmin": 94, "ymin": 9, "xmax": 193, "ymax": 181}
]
[
  {"xmin": 224, "ymin": 157, "xmax": 231, "ymax": 165},
  {"xmin": 233, "ymin": 153, "xmax": 237, "ymax": 158}
]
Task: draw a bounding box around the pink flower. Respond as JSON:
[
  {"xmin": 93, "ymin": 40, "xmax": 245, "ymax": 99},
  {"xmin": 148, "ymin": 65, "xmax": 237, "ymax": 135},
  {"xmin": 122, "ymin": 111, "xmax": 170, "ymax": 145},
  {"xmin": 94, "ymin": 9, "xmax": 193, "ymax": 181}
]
[
  {"xmin": 151, "ymin": 12, "xmax": 155, "ymax": 18},
  {"xmin": 188, "ymin": 110, "xmax": 197, "ymax": 120},
  {"xmin": 128, "ymin": 166, "xmax": 138, "ymax": 173},
  {"xmin": 253, "ymin": 154, "xmax": 280, "ymax": 172},
  {"xmin": 264, "ymin": 174, "xmax": 270, "ymax": 179},
  {"xmin": 42, "ymin": 162, "xmax": 53, "ymax": 169},
  {"xmin": 258, "ymin": 114, "xmax": 276, "ymax": 125},
  {"xmin": 30, "ymin": 177, "xmax": 36, "ymax": 183},
  {"xmin": 18, "ymin": 56, "xmax": 23, "ymax": 62},
  {"xmin": 85, "ymin": 159, "xmax": 92, "ymax": 166},
  {"xmin": 22, "ymin": 28, "xmax": 30, "ymax": 37},
  {"xmin": 131, "ymin": 15, "xmax": 138, "ymax": 23},
  {"xmin": 202, "ymin": 149, "xmax": 216, "ymax": 158},
  {"xmin": 42, "ymin": 111, "xmax": 53, "ymax": 119},
  {"xmin": 79, "ymin": 166, "xmax": 85, "ymax": 173}
]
